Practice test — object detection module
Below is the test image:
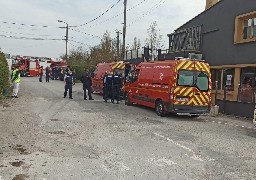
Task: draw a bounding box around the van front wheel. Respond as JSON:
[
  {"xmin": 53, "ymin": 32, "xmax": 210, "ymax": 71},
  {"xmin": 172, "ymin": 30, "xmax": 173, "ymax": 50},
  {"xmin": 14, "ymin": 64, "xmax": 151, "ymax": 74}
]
[{"xmin": 156, "ymin": 100, "xmax": 166, "ymax": 117}]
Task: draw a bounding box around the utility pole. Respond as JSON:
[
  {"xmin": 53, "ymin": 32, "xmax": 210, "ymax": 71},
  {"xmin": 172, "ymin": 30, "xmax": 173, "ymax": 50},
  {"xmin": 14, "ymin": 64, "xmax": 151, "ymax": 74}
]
[
  {"xmin": 58, "ymin": 20, "xmax": 74, "ymax": 61},
  {"xmin": 65, "ymin": 23, "xmax": 68, "ymax": 61},
  {"xmin": 116, "ymin": 30, "xmax": 120, "ymax": 61},
  {"xmin": 122, "ymin": 0, "xmax": 127, "ymax": 61}
]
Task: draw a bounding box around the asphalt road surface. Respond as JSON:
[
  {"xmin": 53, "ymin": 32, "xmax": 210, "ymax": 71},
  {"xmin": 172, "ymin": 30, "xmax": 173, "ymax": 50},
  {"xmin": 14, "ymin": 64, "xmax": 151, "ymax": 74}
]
[{"xmin": 0, "ymin": 77, "xmax": 256, "ymax": 180}]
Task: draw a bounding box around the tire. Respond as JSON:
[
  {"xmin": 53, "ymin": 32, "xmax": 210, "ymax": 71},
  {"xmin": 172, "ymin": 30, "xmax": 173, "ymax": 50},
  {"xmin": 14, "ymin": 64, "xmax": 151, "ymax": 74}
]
[
  {"xmin": 124, "ymin": 93, "xmax": 132, "ymax": 106},
  {"xmin": 156, "ymin": 100, "xmax": 166, "ymax": 117}
]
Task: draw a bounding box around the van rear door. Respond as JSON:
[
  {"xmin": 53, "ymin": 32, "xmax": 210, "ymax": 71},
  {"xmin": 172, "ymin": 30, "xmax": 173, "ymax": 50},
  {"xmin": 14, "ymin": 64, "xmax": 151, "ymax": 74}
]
[{"xmin": 175, "ymin": 60, "xmax": 211, "ymax": 113}]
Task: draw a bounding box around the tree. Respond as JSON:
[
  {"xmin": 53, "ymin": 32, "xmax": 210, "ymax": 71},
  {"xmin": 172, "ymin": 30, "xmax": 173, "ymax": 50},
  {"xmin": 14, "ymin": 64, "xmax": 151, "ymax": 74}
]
[
  {"xmin": 132, "ymin": 37, "xmax": 141, "ymax": 50},
  {"xmin": 0, "ymin": 52, "xmax": 10, "ymax": 98},
  {"xmin": 145, "ymin": 21, "xmax": 164, "ymax": 60}
]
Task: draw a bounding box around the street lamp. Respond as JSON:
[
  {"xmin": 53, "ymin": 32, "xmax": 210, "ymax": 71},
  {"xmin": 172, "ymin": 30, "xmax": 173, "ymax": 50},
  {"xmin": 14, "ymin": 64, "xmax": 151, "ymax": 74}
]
[{"xmin": 57, "ymin": 20, "xmax": 69, "ymax": 61}]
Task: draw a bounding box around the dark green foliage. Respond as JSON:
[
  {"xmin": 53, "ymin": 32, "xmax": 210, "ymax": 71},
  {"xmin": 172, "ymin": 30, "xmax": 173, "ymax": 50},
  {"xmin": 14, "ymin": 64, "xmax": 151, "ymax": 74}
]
[{"xmin": 0, "ymin": 52, "xmax": 10, "ymax": 98}]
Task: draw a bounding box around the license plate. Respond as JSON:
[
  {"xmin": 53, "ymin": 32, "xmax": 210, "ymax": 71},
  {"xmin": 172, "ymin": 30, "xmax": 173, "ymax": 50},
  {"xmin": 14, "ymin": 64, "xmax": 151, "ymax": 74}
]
[{"xmin": 176, "ymin": 98, "xmax": 188, "ymax": 102}]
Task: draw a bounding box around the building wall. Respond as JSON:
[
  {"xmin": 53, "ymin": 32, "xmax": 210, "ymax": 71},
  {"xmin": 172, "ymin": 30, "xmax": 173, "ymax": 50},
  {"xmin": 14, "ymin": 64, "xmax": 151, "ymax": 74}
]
[
  {"xmin": 205, "ymin": 0, "xmax": 219, "ymax": 10},
  {"xmin": 176, "ymin": 0, "xmax": 256, "ymax": 66}
]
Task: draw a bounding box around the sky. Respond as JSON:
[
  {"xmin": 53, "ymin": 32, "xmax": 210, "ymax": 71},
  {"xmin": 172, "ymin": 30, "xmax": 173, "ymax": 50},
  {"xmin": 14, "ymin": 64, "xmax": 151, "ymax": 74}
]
[{"xmin": 0, "ymin": 0, "xmax": 205, "ymax": 58}]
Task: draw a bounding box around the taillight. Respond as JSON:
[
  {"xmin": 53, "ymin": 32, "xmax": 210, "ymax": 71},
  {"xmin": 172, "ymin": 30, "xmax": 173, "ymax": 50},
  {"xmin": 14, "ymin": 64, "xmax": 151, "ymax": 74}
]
[{"xmin": 170, "ymin": 87, "xmax": 174, "ymax": 100}]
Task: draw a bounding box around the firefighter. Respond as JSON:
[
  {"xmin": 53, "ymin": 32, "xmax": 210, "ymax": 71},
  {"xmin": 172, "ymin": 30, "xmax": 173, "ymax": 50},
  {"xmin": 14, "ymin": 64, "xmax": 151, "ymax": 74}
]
[
  {"xmin": 80, "ymin": 69, "xmax": 94, "ymax": 100},
  {"xmin": 104, "ymin": 73, "xmax": 113, "ymax": 103},
  {"xmin": 52, "ymin": 66, "xmax": 56, "ymax": 80},
  {"xmin": 45, "ymin": 66, "xmax": 50, "ymax": 83},
  {"xmin": 111, "ymin": 72, "xmax": 122, "ymax": 104},
  {"xmin": 103, "ymin": 72, "xmax": 108, "ymax": 102},
  {"xmin": 64, "ymin": 69, "xmax": 74, "ymax": 99},
  {"xmin": 39, "ymin": 66, "xmax": 43, "ymax": 82},
  {"xmin": 11, "ymin": 66, "xmax": 21, "ymax": 98}
]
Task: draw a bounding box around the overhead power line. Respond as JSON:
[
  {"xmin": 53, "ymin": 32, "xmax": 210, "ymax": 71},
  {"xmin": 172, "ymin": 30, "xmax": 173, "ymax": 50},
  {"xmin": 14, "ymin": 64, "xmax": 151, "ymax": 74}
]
[
  {"xmin": 73, "ymin": 0, "xmax": 121, "ymax": 27},
  {"xmin": 127, "ymin": 0, "xmax": 166, "ymax": 27},
  {"xmin": 0, "ymin": 21, "xmax": 57, "ymax": 28},
  {"xmin": 0, "ymin": 34, "xmax": 64, "ymax": 41},
  {"xmin": 69, "ymin": 39, "xmax": 90, "ymax": 48},
  {"xmin": 84, "ymin": 0, "xmax": 148, "ymax": 29},
  {"xmin": 0, "ymin": 30, "xmax": 52, "ymax": 37},
  {"xmin": 69, "ymin": 28, "xmax": 101, "ymax": 39}
]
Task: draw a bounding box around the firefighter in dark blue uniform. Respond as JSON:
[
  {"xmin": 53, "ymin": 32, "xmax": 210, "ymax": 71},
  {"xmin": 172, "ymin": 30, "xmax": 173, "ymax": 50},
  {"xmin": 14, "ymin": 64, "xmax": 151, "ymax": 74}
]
[
  {"xmin": 80, "ymin": 69, "xmax": 94, "ymax": 100},
  {"xmin": 103, "ymin": 72, "xmax": 108, "ymax": 102},
  {"xmin": 104, "ymin": 73, "xmax": 113, "ymax": 102},
  {"xmin": 111, "ymin": 72, "xmax": 122, "ymax": 104},
  {"xmin": 64, "ymin": 69, "xmax": 74, "ymax": 99}
]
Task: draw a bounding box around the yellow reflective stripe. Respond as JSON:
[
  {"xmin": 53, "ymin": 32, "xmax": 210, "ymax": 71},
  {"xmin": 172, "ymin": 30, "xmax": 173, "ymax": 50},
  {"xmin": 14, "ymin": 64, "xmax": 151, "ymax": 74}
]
[
  {"xmin": 195, "ymin": 95, "xmax": 203, "ymax": 105},
  {"xmin": 183, "ymin": 88, "xmax": 193, "ymax": 96},
  {"xmin": 200, "ymin": 94, "xmax": 206, "ymax": 103},
  {"xmin": 195, "ymin": 63, "xmax": 201, "ymax": 71},
  {"xmin": 177, "ymin": 61, "xmax": 186, "ymax": 70},
  {"xmin": 179, "ymin": 88, "xmax": 187, "ymax": 95},
  {"xmin": 183, "ymin": 62, "xmax": 192, "ymax": 70},
  {"xmin": 112, "ymin": 63, "xmax": 120, "ymax": 69},
  {"xmin": 197, "ymin": 62, "xmax": 204, "ymax": 70},
  {"xmin": 202, "ymin": 63, "xmax": 210, "ymax": 73},
  {"xmin": 174, "ymin": 87, "xmax": 180, "ymax": 94}
]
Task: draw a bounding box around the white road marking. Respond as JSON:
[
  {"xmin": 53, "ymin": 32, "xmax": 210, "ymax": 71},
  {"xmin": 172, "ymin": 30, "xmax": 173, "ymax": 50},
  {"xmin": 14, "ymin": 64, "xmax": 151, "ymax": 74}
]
[
  {"xmin": 148, "ymin": 157, "xmax": 177, "ymax": 167},
  {"xmin": 154, "ymin": 133, "xmax": 215, "ymax": 162},
  {"xmin": 218, "ymin": 122, "xmax": 222, "ymax": 124}
]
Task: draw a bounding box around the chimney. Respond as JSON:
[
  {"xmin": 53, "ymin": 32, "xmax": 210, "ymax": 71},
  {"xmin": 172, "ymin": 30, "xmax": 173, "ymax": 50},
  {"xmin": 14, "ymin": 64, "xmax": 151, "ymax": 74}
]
[{"xmin": 205, "ymin": 0, "xmax": 219, "ymax": 10}]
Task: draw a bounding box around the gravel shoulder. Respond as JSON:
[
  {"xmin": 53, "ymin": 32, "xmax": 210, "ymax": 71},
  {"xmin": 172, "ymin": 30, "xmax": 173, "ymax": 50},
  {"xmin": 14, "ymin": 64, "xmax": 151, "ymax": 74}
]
[{"xmin": 0, "ymin": 77, "xmax": 256, "ymax": 180}]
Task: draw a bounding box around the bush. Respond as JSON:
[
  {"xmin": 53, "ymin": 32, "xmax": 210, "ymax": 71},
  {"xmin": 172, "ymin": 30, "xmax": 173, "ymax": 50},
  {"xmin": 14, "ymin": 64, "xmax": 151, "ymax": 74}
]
[{"xmin": 0, "ymin": 52, "xmax": 11, "ymax": 98}]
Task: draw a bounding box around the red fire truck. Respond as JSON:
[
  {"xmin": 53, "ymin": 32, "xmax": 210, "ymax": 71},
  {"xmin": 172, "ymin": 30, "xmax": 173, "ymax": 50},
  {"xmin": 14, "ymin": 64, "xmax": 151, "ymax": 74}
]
[
  {"xmin": 123, "ymin": 59, "xmax": 212, "ymax": 116},
  {"xmin": 12, "ymin": 57, "xmax": 40, "ymax": 77},
  {"xmin": 92, "ymin": 61, "xmax": 125, "ymax": 94}
]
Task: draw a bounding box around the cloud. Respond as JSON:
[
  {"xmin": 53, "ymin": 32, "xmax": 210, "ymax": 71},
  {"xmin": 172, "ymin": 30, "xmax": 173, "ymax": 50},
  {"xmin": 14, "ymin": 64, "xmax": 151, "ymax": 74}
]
[{"xmin": 0, "ymin": 0, "xmax": 205, "ymax": 57}]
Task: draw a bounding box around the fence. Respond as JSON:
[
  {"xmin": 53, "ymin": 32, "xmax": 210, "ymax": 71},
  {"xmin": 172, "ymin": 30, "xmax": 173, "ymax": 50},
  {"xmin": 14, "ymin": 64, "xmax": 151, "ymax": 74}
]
[{"xmin": 214, "ymin": 85, "xmax": 256, "ymax": 118}]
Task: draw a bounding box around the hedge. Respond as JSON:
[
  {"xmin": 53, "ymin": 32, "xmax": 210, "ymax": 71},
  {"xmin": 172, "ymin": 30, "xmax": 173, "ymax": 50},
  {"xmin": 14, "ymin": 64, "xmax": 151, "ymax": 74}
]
[{"xmin": 0, "ymin": 52, "xmax": 10, "ymax": 98}]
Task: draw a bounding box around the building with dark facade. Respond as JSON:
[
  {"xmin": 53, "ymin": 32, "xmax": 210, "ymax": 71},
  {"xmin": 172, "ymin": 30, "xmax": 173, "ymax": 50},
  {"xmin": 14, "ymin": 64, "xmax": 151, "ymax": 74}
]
[{"xmin": 159, "ymin": 0, "xmax": 256, "ymax": 111}]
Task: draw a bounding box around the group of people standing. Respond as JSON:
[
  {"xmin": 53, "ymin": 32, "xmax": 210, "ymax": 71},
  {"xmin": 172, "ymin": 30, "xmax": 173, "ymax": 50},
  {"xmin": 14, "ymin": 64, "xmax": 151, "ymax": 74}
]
[
  {"xmin": 63, "ymin": 68, "xmax": 94, "ymax": 101},
  {"xmin": 103, "ymin": 72, "xmax": 123, "ymax": 104},
  {"xmin": 10, "ymin": 66, "xmax": 123, "ymax": 104},
  {"xmin": 39, "ymin": 66, "xmax": 50, "ymax": 83},
  {"xmin": 63, "ymin": 69, "xmax": 123, "ymax": 104}
]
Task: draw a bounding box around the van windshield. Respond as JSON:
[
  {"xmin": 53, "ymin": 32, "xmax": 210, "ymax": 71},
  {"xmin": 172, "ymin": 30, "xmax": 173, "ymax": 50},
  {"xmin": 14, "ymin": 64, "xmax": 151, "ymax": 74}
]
[{"xmin": 177, "ymin": 70, "xmax": 209, "ymax": 91}]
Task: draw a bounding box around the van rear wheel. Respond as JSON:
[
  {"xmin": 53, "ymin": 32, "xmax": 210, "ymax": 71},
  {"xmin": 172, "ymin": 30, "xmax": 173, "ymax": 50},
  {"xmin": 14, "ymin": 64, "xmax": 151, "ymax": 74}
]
[
  {"xmin": 156, "ymin": 100, "xmax": 166, "ymax": 117},
  {"xmin": 125, "ymin": 93, "xmax": 132, "ymax": 106}
]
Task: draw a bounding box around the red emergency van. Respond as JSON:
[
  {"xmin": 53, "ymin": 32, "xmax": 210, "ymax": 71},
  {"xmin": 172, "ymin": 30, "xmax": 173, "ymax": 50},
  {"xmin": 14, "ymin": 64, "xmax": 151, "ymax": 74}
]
[
  {"xmin": 92, "ymin": 61, "xmax": 125, "ymax": 93},
  {"xmin": 123, "ymin": 59, "xmax": 212, "ymax": 116}
]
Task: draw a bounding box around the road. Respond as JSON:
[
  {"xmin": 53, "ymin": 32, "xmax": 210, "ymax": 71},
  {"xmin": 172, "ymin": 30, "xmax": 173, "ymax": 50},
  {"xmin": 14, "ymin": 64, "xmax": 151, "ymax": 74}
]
[{"xmin": 0, "ymin": 77, "xmax": 256, "ymax": 180}]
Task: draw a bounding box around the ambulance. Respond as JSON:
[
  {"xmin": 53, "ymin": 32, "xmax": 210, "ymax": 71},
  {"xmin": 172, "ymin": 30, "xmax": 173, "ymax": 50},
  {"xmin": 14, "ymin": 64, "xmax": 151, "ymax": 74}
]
[
  {"xmin": 92, "ymin": 61, "xmax": 125, "ymax": 94},
  {"xmin": 123, "ymin": 59, "xmax": 212, "ymax": 117}
]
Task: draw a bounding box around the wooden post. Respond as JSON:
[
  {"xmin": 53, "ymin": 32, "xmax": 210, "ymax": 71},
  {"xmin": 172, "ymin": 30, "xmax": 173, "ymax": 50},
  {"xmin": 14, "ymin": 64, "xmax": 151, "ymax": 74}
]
[{"xmin": 122, "ymin": 0, "xmax": 127, "ymax": 61}]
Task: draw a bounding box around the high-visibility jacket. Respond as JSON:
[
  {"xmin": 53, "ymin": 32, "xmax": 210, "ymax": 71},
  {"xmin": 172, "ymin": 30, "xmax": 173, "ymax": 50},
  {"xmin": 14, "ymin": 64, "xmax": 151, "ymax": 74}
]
[{"xmin": 12, "ymin": 69, "xmax": 21, "ymax": 83}]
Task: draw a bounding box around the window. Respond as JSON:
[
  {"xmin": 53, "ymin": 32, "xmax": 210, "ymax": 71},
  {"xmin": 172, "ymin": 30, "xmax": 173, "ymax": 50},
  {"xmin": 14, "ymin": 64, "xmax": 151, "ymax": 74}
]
[
  {"xmin": 243, "ymin": 19, "xmax": 254, "ymax": 39},
  {"xmin": 223, "ymin": 68, "xmax": 235, "ymax": 91},
  {"xmin": 177, "ymin": 70, "xmax": 209, "ymax": 91},
  {"xmin": 178, "ymin": 70, "xmax": 194, "ymax": 86},
  {"xmin": 254, "ymin": 18, "xmax": 256, "ymax": 37},
  {"xmin": 127, "ymin": 70, "xmax": 140, "ymax": 83},
  {"xmin": 234, "ymin": 11, "xmax": 256, "ymax": 44},
  {"xmin": 211, "ymin": 69, "xmax": 222, "ymax": 90}
]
